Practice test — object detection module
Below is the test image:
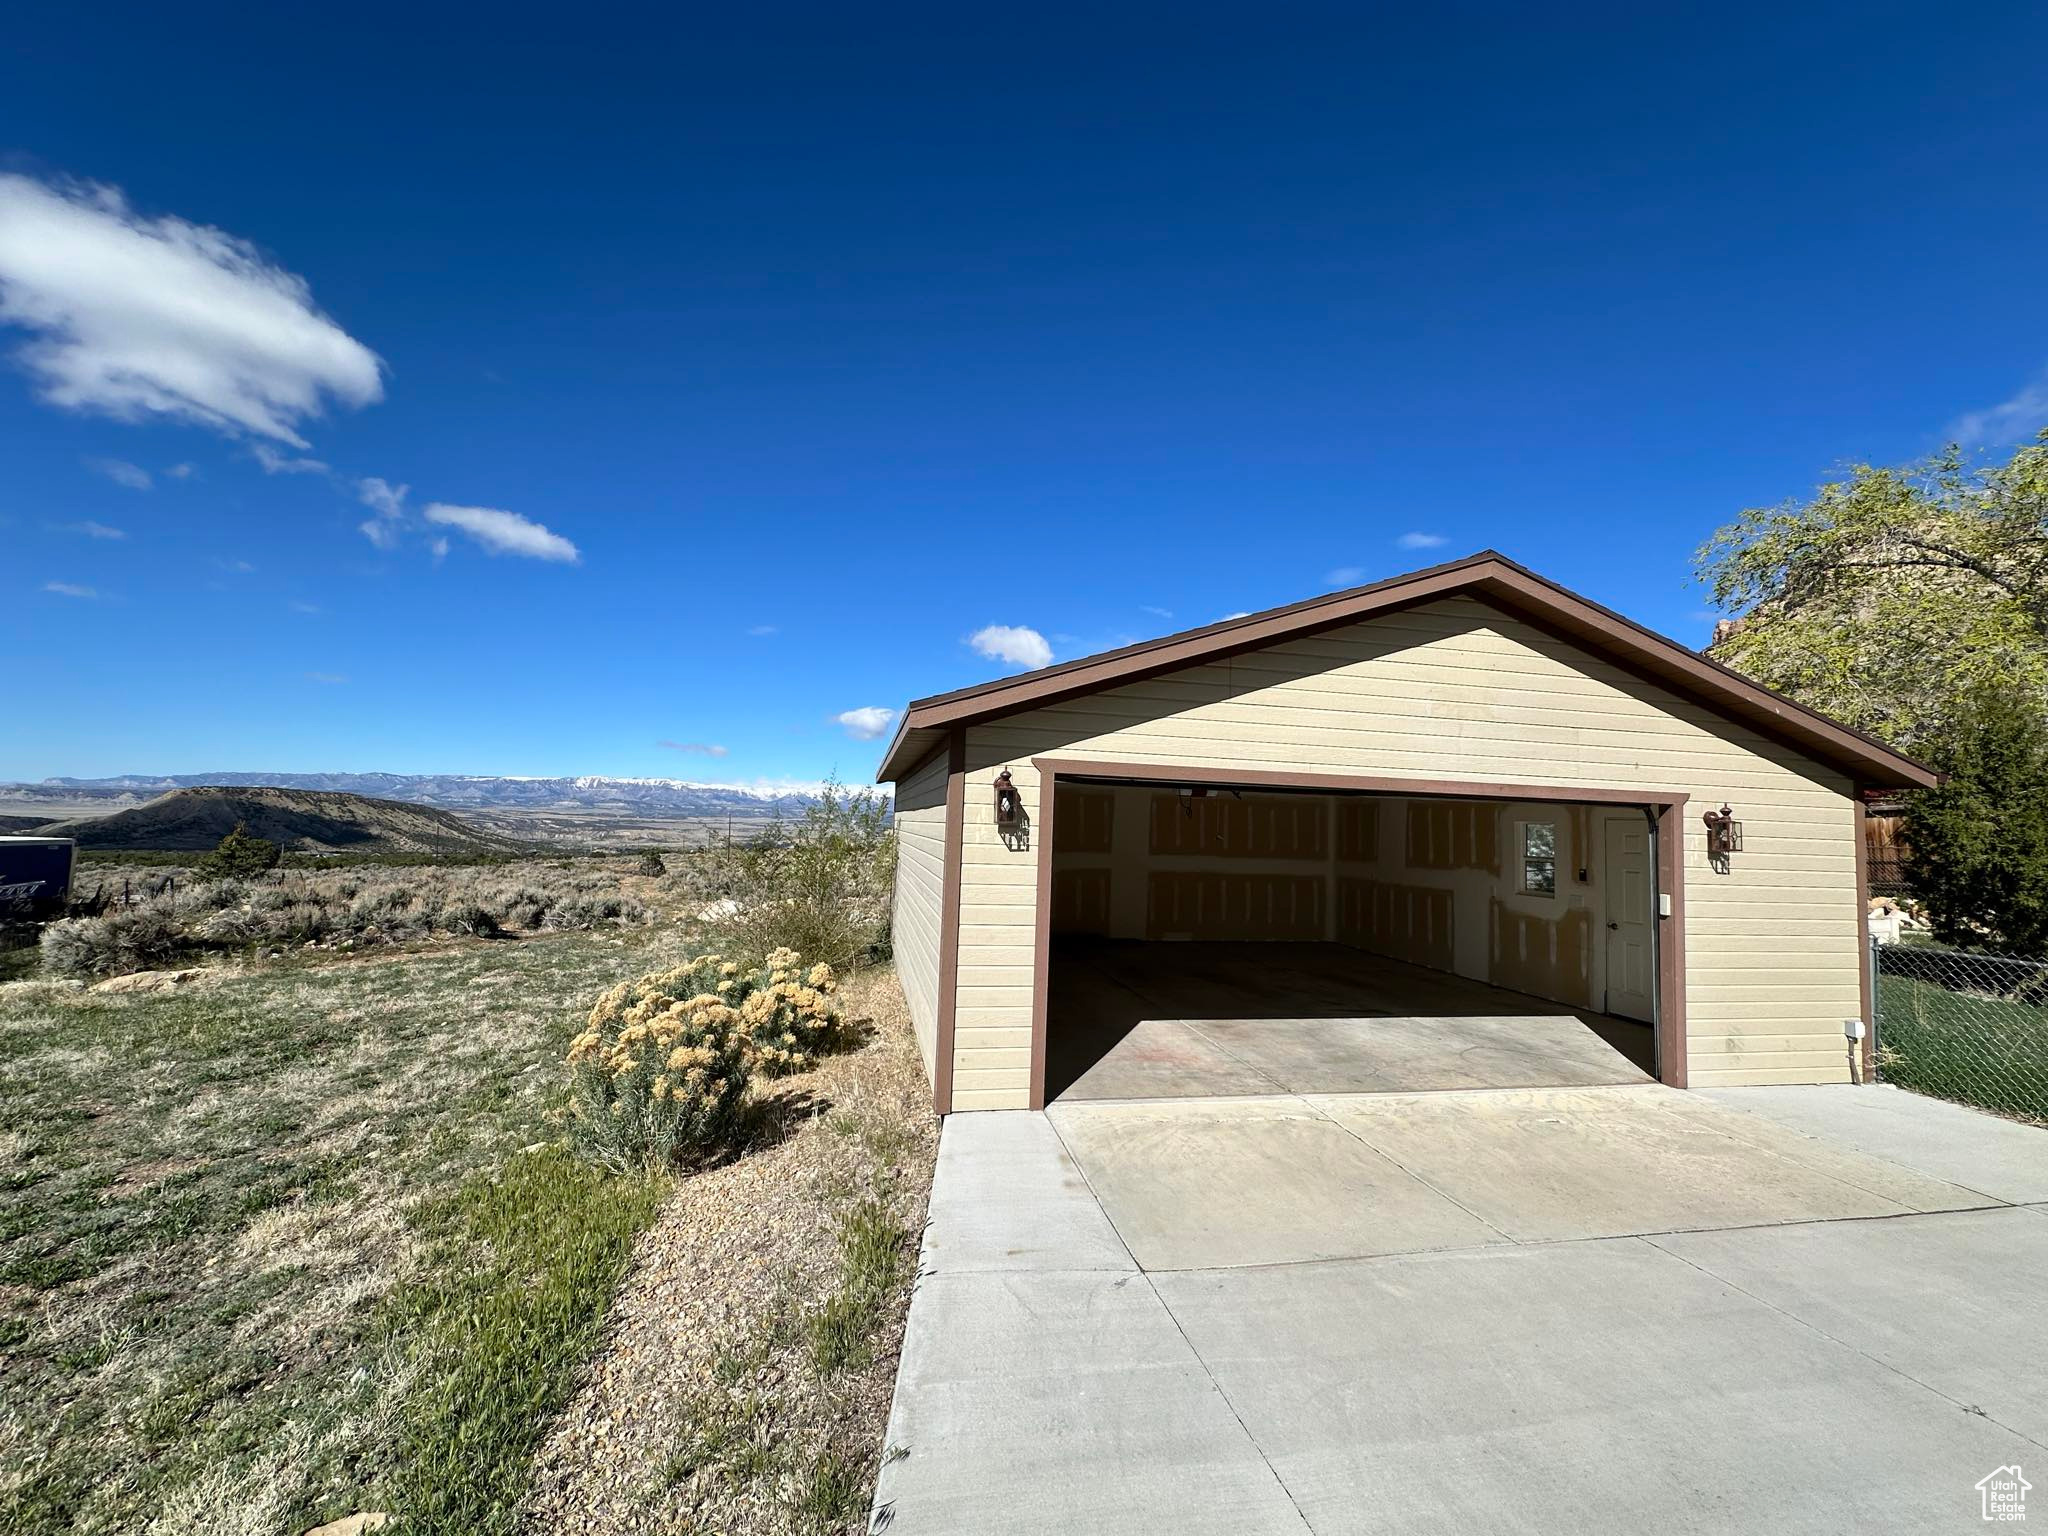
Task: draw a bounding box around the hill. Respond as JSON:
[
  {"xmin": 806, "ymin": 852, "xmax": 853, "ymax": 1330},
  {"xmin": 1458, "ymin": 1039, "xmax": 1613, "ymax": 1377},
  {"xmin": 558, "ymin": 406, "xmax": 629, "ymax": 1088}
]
[
  {"xmin": 0, "ymin": 772, "xmax": 883, "ymax": 849},
  {"xmin": 36, "ymin": 786, "xmax": 534, "ymax": 855}
]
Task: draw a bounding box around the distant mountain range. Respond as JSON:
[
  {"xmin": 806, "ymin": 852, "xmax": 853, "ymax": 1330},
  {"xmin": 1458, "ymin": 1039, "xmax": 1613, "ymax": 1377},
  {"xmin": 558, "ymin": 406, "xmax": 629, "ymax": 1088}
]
[{"xmin": 0, "ymin": 772, "xmax": 865, "ymax": 819}]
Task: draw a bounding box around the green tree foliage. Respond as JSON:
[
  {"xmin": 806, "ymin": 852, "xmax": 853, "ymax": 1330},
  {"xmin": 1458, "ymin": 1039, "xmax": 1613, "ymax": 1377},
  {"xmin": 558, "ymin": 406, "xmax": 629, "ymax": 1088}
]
[
  {"xmin": 198, "ymin": 821, "xmax": 282, "ymax": 880},
  {"xmin": 1904, "ymin": 680, "xmax": 2048, "ymax": 955},
  {"xmin": 1696, "ymin": 432, "xmax": 2048, "ymax": 751}
]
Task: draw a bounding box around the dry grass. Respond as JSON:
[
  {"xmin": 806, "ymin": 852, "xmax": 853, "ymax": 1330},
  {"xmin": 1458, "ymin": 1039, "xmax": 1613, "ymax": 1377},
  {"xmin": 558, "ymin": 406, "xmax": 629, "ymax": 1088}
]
[
  {"xmin": 3, "ymin": 829, "xmax": 936, "ymax": 1536},
  {"xmin": 521, "ymin": 969, "xmax": 938, "ymax": 1536},
  {"xmin": 0, "ymin": 920, "xmax": 702, "ymax": 1535},
  {"xmin": 1, "ymin": 908, "xmax": 937, "ymax": 1536}
]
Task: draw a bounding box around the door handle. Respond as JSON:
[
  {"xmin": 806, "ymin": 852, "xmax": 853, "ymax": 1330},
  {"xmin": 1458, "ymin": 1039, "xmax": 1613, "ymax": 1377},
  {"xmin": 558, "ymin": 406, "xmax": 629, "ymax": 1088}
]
[{"xmin": 1606, "ymin": 921, "xmax": 1619, "ymax": 930}]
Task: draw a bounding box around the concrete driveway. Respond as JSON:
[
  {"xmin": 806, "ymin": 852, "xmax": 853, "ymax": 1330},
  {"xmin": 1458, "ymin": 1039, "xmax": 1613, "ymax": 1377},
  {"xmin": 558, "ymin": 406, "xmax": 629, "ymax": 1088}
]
[{"xmin": 871, "ymin": 1084, "xmax": 2048, "ymax": 1534}]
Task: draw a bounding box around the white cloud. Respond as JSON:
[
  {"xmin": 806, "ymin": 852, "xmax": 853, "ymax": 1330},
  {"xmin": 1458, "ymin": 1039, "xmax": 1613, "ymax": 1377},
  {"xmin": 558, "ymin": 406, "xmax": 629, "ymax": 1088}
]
[
  {"xmin": 659, "ymin": 740, "xmax": 730, "ymax": 757},
  {"xmin": 215, "ymin": 557, "xmax": 255, "ymax": 573},
  {"xmin": 352, "ymin": 479, "xmax": 412, "ymax": 552},
  {"xmin": 836, "ymin": 706, "xmax": 897, "ymax": 741},
  {"xmin": 1140, "ymin": 604, "xmax": 1174, "ymax": 620},
  {"xmin": 357, "ymin": 476, "xmax": 406, "ymax": 518},
  {"xmin": 1953, "ymin": 368, "xmax": 2048, "ymax": 447},
  {"xmin": 43, "ymin": 580, "xmax": 98, "ymax": 599},
  {"xmin": 1220, "ymin": 610, "xmax": 1252, "ymax": 620},
  {"xmin": 354, "ymin": 481, "xmax": 572, "ymax": 568},
  {"xmin": 0, "ymin": 173, "xmax": 382, "ymax": 445},
  {"xmin": 969, "ymin": 623, "xmax": 1053, "ymax": 670},
  {"xmin": 164, "ymin": 462, "xmax": 195, "ymax": 479},
  {"xmin": 86, "ymin": 456, "xmax": 150, "ymax": 489},
  {"xmin": 289, "ymin": 599, "xmax": 321, "ymax": 614},
  {"xmin": 252, "ymin": 442, "xmax": 329, "ymax": 475},
  {"xmin": 304, "ymin": 671, "xmax": 348, "ymax": 685},
  {"xmin": 1396, "ymin": 531, "xmax": 1447, "ymax": 550},
  {"xmin": 423, "ymin": 502, "xmax": 580, "ymax": 563},
  {"xmin": 747, "ymin": 624, "xmax": 779, "ymax": 637},
  {"xmin": 1324, "ymin": 565, "xmax": 1365, "ymax": 585},
  {"xmin": 57, "ymin": 520, "xmax": 125, "ymax": 539}
]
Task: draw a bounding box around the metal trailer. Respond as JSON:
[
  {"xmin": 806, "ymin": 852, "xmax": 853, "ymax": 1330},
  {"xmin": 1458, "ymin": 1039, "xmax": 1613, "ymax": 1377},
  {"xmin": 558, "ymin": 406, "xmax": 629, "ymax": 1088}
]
[{"xmin": 0, "ymin": 836, "xmax": 78, "ymax": 919}]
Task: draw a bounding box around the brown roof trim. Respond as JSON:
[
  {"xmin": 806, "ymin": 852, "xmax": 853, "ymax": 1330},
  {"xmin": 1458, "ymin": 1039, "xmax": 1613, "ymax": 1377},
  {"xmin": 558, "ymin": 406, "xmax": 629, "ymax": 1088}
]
[{"xmin": 877, "ymin": 551, "xmax": 1937, "ymax": 793}]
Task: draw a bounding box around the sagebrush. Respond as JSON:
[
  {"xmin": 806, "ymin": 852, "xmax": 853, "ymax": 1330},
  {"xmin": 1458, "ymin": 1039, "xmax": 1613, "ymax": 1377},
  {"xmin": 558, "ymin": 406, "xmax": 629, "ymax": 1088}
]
[
  {"xmin": 38, "ymin": 860, "xmax": 649, "ymax": 978},
  {"xmin": 35, "ymin": 902, "xmax": 185, "ymax": 977}
]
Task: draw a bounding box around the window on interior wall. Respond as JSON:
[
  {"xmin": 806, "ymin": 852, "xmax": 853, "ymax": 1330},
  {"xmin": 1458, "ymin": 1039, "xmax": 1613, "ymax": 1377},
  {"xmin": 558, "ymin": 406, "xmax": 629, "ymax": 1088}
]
[{"xmin": 1520, "ymin": 820, "xmax": 1558, "ymax": 896}]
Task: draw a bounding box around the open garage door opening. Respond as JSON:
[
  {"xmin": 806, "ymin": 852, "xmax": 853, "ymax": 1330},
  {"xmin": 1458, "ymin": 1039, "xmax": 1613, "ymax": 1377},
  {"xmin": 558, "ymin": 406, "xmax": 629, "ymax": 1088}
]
[{"xmin": 1042, "ymin": 773, "xmax": 1670, "ymax": 1104}]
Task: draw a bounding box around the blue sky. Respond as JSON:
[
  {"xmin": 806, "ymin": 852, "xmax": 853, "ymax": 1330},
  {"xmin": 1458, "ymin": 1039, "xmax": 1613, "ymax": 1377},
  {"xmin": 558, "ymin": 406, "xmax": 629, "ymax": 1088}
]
[{"xmin": 6, "ymin": 3, "xmax": 2047, "ymax": 786}]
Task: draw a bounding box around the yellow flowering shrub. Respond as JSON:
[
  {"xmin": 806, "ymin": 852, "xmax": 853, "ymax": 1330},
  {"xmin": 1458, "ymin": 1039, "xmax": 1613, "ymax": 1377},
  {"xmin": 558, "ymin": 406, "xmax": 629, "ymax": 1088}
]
[
  {"xmin": 565, "ymin": 948, "xmax": 852, "ymax": 1169},
  {"xmin": 566, "ymin": 958, "xmax": 753, "ymax": 1171},
  {"xmin": 740, "ymin": 946, "xmax": 847, "ymax": 1077}
]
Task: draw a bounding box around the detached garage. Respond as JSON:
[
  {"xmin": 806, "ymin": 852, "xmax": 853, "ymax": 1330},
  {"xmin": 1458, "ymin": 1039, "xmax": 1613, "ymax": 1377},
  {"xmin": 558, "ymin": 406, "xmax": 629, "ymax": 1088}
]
[{"xmin": 880, "ymin": 552, "xmax": 1935, "ymax": 1113}]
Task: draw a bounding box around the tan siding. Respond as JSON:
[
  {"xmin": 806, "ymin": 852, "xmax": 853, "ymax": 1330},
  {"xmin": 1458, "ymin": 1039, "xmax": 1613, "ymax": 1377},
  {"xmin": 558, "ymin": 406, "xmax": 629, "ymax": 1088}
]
[
  {"xmin": 951, "ymin": 595, "xmax": 1862, "ymax": 1107},
  {"xmin": 889, "ymin": 745, "xmax": 949, "ymax": 1087}
]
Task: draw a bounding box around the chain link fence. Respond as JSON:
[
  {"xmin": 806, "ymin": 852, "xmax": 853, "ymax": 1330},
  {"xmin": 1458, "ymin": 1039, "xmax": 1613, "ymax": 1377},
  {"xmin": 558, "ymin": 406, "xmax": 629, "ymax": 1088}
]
[{"xmin": 1873, "ymin": 939, "xmax": 2048, "ymax": 1124}]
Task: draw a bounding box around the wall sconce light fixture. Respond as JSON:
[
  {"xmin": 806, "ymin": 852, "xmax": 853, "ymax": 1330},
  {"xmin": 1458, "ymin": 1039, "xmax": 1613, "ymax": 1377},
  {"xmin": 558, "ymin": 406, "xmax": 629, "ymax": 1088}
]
[
  {"xmin": 1703, "ymin": 803, "xmax": 1743, "ymax": 858},
  {"xmin": 993, "ymin": 769, "xmax": 1023, "ymax": 829}
]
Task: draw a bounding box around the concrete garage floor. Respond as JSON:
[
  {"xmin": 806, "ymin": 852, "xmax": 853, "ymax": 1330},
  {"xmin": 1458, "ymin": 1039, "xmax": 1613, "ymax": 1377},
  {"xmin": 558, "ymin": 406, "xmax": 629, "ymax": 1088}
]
[
  {"xmin": 1047, "ymin": 939, "xmax": 1654, "ymax": 1102},
  {"xmin": 872, "ymin": 1084, "xmax": 2048, "ymax": 1534}
]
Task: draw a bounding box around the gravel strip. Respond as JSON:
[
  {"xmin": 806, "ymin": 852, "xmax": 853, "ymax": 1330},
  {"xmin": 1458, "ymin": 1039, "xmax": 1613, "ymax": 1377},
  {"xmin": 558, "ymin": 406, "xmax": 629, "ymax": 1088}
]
[{"xmin": 521, "ymin": 968, "xmax": 938, "ymax": 1535}]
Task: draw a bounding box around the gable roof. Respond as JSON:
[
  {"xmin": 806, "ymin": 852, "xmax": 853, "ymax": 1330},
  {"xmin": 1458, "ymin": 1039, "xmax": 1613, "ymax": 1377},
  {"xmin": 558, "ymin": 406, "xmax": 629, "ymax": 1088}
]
[{"xmin": 876, "ymin": 550, "xmax": 1938, "ymax": 793}]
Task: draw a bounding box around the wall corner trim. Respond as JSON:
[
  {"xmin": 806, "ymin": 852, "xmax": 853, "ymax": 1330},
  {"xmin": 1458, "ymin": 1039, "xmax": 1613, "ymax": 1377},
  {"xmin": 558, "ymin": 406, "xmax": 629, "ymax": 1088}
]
[
  {"xmin": 933, "ymin": 728, "xmax": 967, "ymax": 1116},
  {"xmin": 1654, "ymin": 801, "xmax": 1688, "ymax": 1089}
]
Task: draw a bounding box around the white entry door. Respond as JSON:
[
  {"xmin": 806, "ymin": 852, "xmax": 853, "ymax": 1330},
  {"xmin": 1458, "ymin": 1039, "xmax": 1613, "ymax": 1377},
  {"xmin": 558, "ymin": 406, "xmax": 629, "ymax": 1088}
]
[{"xmin": 1601, "ymin": 813, "xmax": 1656, "ymax": 1022}]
